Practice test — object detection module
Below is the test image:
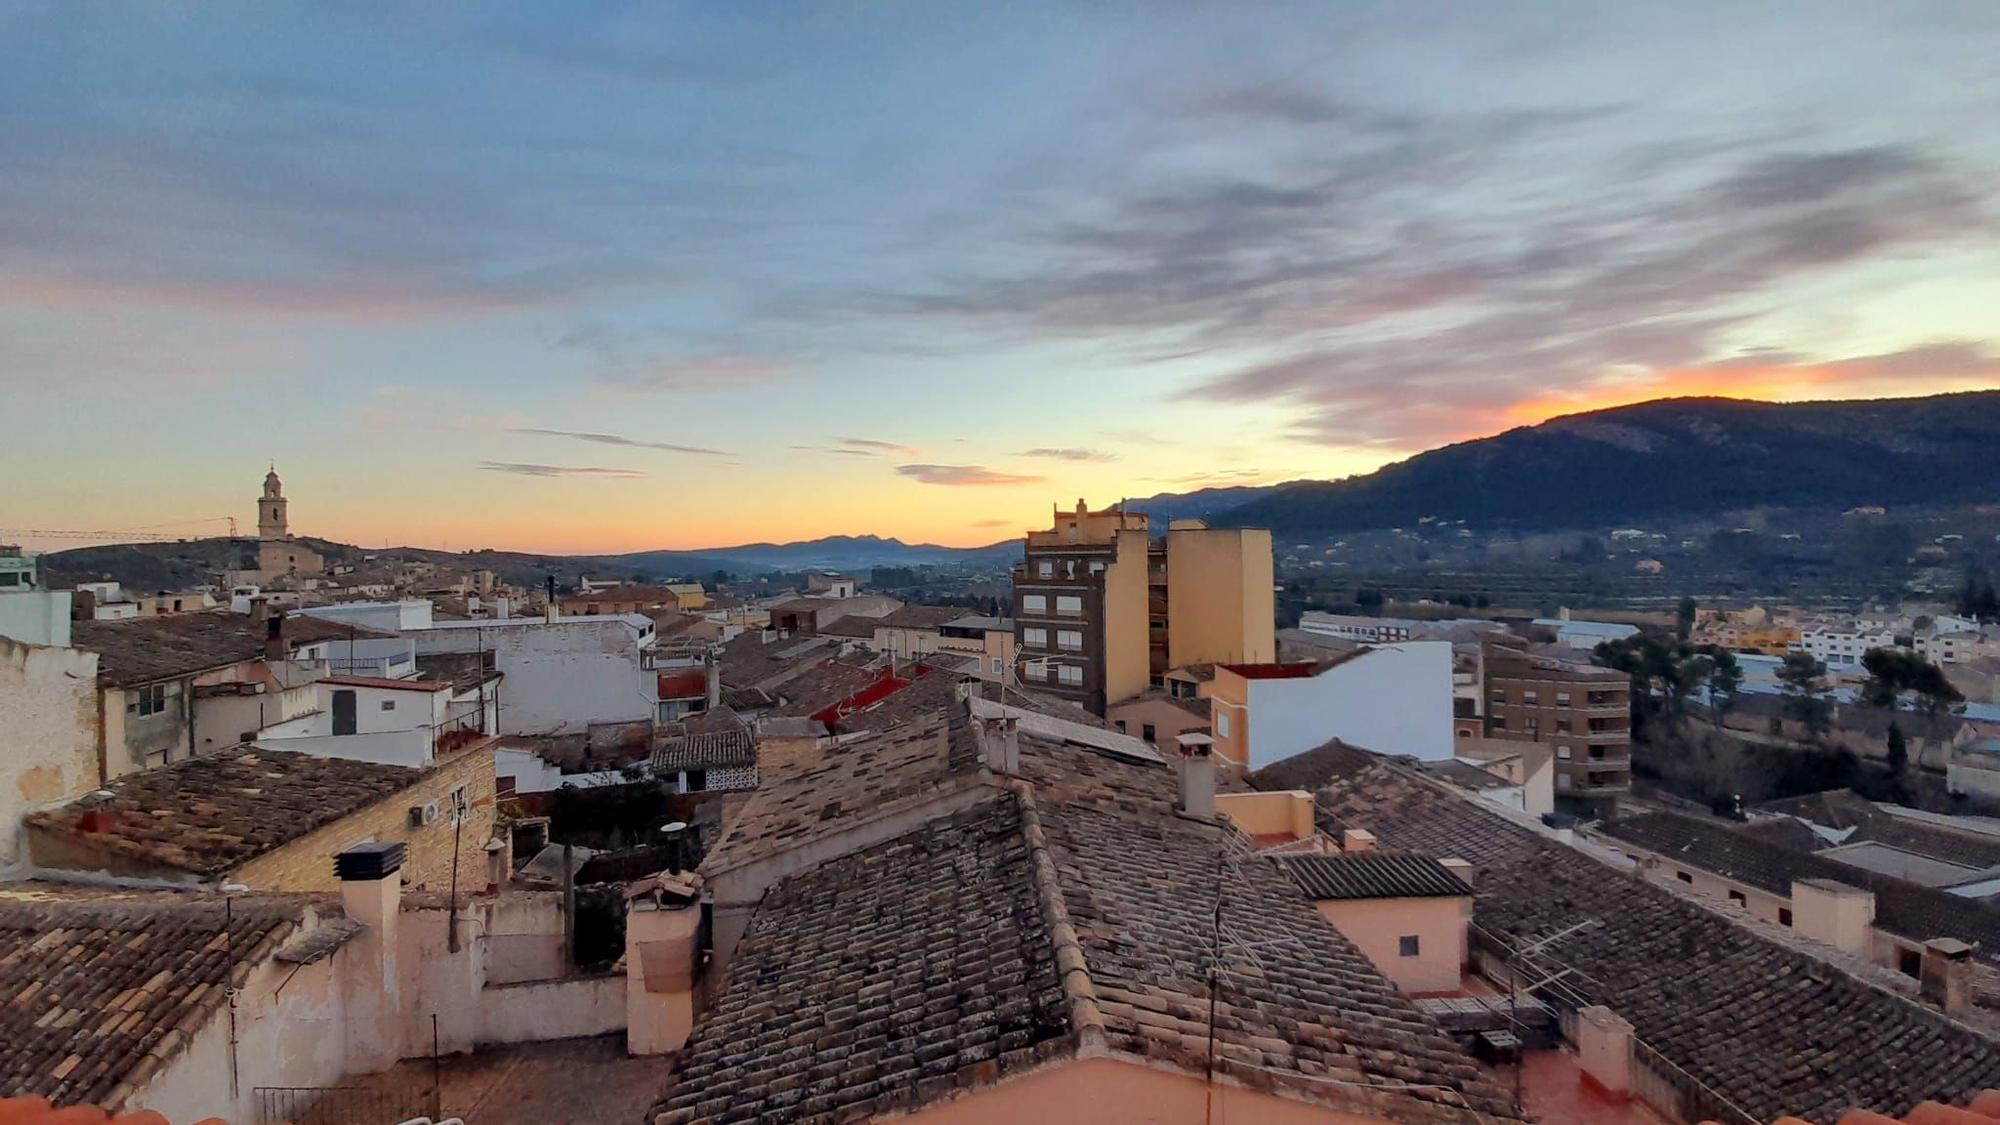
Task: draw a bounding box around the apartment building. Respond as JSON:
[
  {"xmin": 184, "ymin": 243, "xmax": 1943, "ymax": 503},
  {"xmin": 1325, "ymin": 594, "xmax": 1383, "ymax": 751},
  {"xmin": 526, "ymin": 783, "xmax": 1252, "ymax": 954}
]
[
  {"xmin": 1480, "ymin": 634, "xmax": 1631, "ymax": 813},
  {"xmin": 1012, "ymin": 500, "xmax": 1272, "ymax": 715}
]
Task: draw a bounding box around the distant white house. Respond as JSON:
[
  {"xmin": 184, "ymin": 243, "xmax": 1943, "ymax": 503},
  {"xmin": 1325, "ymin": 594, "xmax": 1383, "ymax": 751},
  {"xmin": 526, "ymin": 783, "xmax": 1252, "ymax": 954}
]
[
  {"xmin": 1207, "ymin": 642, "xmax": 1455, "ymax": 773},
  {"xmin": 1532, "ymin": 615, "xmax": 1639, "ymax": 651}
]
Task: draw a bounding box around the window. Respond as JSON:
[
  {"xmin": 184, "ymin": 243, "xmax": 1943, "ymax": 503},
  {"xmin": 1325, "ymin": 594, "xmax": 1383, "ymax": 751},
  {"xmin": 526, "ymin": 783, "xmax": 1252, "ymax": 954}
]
[
  {"xmin": 1024, "ymin": 627, "xmax": 1049, "ymax": 648},
  {"xmin": 1216, "ymin": 713, "xmax": 1231, "ymax": 738},
  {"xmin": 1398, "ymin": 935, "xmax": 1421, "ymax": 957},
  {"xmin": 1114, "ymin": 720, "xmax": 1127, "ymax": 733},
  {"xmin": 1057, "ymin": 664, "xmax": 1083, "ymax": 686},
  {"xmin": 381, "ymin": 699, "xmax": 396, "ymax": 711},
  {"xmin": 1899, "ymin": 948, "xmax": 1922, "ymax": 978},
  {"xmin": 1778, "ymin": 907, "xmax": 1793, "ymax": 927},
  {"xmin": 1676, "ymin": 870, "xmax": 1694, "ymax": 884},
  {"xmin": 1056, "ymin": 595, "xmax": 1083, "ymax": 617},
  {"xmin": 1556, "ymin": 746, "xmax": 1571, "ymax": 759},
  {"xmin": 1038, "ymin": 560, "xmax": 1054, "ymax": 577},
  {"xmin": 1556, "ymin": 719, "xmax": 1572, "ymax": 733},
  {"xmin": 1025, "ymin": 662, "xmax": 1050, "ymax": 682},
  {"xmin": 1555, "ymin": 692, "xmax": 1571, "ymax": 705},
  {"xmin": 130, "ymin": 682, "xmax": 170, "ymax": 717},
  {"xmin": 992, "ymin": 659, "xmax": 1004, "ymax": 674},
  {"xmin": 1727, "ymin": 890, "xmax": 1746, "ymax": 907},
  {"xmin": 1056, "ymin": 629, "xmax": 1083, "ymax": 651},
  {"xmin": 449, "ymin": 783, "xmax": 471, "ymax": 822},
  {"xmin": 1141, "ymin": 723, "xmax": 1156, "ymax": 743},
  {"xmin": 1020, "ymin": 594, "xmax": 1046, "ymax": 615},
  {"xmin": 1522, "ymin": 691, "xmax": 1538, "ymax": 704},
  {"xmin": 1525, "ymin": 717, "xmax": 1538, "ymax": 733}
]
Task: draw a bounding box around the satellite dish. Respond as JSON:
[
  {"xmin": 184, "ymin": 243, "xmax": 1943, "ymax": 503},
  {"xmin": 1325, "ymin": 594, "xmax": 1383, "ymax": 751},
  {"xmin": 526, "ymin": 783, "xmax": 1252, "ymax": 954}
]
[{"xmin": 660, "ymin": 821, "xmax": 689, "ymax": 835}]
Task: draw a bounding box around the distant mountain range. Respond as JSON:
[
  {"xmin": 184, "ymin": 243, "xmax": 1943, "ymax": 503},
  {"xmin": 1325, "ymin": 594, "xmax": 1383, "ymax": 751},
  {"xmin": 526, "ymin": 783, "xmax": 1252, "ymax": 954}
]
[
  {"xmin": 42, "ymin": 392, "xmax": 2000, "ymax": 590},
  {"xmin": 1204, "ymin": 391, "xmax": 2000, "ymax": 534}
]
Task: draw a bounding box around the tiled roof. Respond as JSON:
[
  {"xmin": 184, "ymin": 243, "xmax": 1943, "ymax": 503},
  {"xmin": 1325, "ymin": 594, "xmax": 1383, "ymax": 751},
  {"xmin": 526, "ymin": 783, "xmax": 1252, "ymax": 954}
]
[
  {"xmin": 769, "ymin": 657, "xmax": 884, "ymax": 718},
  {"xmin": 1421, "ymin": 758, "xmax": 1513, "ymax": 792},
  {"xmin": 668, "ymin": 699, "xmax": 1521, "ymax": 1123},
  {"xmin": 0, "ymin": 895, "xmax": 299, "ymax": 1107},
  {"xmin": 1749, "ymin": 791, "xmax": 2000, "ymax": 872},
  {"xmin": 1251, "ymin": 740, "xmax": 2000, "ymax": 1123},
  {"xmin": 1600, "ymin": 810, "xmax": 2000, "ymax": 962},
  {"xmin": 874, "ymin": 605, "xmax": 975, "ymax": 630},
  {"xmin": 72, "ymin": 612, "xmax": 385, "ymax": 686},
  {"xmin": 651, "ymin": 726, "xmax": 757, "ymax": 772},
  {"xmin": 714, "ymin": 630, "xmax": 838, "ymax": 691},
  {"xmin": 25, "ymin": 750, "xmax": 421, "ymax": 877},
  {"xmin": 1274, "ymin": 851, "xmax": 1474, "ymax": 900},
  {"xmin": 812, "ymin": 614, "xmax": 879, "ymax": 639},
  {"xmin": 655, "ymin": 797, "xmax": 1070, "ymax": 1124},
  {"xmin": 698, "ymin": 713, "xmax": 974, "ymax": 875}
]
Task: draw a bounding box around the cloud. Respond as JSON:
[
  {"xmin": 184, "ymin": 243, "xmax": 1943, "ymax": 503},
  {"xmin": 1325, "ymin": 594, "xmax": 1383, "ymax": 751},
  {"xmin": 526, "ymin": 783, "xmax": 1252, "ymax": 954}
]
[
  {"xmin": 837, "ymin": 437, "xmax": 918, "ymax": 456},
  {"xmin": 588, "ymin": 352, "xmax": 790, "ymax": 394},
  {"xmin": 968, "ymin": 518, "xmax": 1013, "ymax": 527},
  {"xmin": 477, "ymin": 462, "xmax": 647, "ymax": 479},
  {"xmin": 896, "ymin": 464, "xmax": 1046, "ymax": 487},
  {"xmin": 1017, "ymin": 447, "xmax": 1116, "ymax": 462},
  {"xmin": 510, "ymin": 427, "xmax": 730, "ymax": 456}
]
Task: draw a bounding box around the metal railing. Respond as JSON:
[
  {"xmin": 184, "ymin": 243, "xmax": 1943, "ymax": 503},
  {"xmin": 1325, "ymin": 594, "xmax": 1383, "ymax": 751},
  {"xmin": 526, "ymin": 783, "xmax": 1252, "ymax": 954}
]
[{"xmin": 254, "ymin": 1085, "xmax": 436, "ymax": 1125}]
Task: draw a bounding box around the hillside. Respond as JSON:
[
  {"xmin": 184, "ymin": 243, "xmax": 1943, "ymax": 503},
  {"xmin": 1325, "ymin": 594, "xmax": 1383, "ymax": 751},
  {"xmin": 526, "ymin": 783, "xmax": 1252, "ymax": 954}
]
[{"xmin": 1210, "ymin": 391, "xmax": 2000, "ymax": 534}]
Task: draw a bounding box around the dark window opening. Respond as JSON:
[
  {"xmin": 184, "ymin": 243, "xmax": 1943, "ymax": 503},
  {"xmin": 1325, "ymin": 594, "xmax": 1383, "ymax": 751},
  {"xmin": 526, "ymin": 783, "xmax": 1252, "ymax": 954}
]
[
  {"xmin": 1398, "ymin": 935, "xmax": 1421, "ymax": 957},
  {"xmin": 1676, "ymin": 870, "xmax": 1694, "ymax": 884}
]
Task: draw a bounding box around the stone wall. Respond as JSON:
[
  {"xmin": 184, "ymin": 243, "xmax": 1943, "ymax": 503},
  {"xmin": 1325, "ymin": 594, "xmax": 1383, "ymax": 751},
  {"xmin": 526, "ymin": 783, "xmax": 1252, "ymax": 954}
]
[
  {"xmin": 0, "ymin": 638, "xmax": 101, "ymax": 870},
  {"xmin": 235, "ymin": 745, "xmax": 498, "ymax": 892}
]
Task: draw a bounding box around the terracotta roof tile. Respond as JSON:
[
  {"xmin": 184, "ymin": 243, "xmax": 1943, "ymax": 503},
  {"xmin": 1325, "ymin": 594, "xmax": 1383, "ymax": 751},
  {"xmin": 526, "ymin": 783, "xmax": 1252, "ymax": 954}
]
[
  {"xmin": 25, "ymin": 750, "xmax": 421, "ymax": 877},
  {"xmin": 72, "ymin": 612, "xmax": 387, "ymax": 687},
  {"xmin": 0, "ymin": 897, "xmax": 298, "ymax": 1108},
  {"xmin": 1274, "ymin": 851, "xmax": 1475, "ymax": 900},
  {"xmin": 1252, "ymin": 740, "xmax": 2000, "ymax": 1123}
]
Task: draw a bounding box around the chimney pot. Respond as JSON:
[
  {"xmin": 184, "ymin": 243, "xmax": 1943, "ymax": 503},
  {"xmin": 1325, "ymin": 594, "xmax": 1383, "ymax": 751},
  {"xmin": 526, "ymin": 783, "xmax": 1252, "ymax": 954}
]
[
  {"xmin": 979, "ymin": 715, "xmax": 1020, "ymax": 775},
  {"xmin": 1176, "ymin": 732, "xmax": 1215, "ymax": 818},
  {"xmin": 1342, "ymin": 828, "xmax": 1378, "ymax": 853}
]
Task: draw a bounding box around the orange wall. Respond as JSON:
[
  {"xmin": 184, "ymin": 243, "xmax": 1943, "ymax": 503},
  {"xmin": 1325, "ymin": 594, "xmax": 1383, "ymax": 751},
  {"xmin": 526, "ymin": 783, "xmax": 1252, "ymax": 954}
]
[
  {"xmin": 1313, "ymin": 896, "xmax": 1468, "ymax": 994},
  {"xmin": 1208, "ymin": 667, "xmax": 1251, "ymax": 770},
  {"xmin": 914, "ymin": 1054, "xmax": 1410, "ymax": 1125},
  {"xmin": 1166, "ymin": 527, "xmax": 1275, "ymax": 670},
  {"xmin": 1103, "ymin": 529, "xmax": 1152, "ymax": 707}
]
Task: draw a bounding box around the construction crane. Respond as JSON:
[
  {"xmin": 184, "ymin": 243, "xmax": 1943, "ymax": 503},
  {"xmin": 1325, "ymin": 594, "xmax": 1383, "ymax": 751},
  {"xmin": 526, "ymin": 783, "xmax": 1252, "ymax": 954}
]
[{"xmin": 0, "ymin": 516, "xmax": 239, "ymax": 543}]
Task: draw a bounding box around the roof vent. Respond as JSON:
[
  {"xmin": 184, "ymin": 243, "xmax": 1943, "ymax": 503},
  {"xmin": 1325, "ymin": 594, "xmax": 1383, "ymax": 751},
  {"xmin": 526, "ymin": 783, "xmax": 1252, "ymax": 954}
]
[{"xmin": 334, "ymin": 841, "xmax": 406, "ymax": 882}]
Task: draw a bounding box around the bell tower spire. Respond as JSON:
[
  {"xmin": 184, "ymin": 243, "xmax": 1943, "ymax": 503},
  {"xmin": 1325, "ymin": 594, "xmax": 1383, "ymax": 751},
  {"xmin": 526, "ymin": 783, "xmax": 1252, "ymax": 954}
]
[{"xmin": 259, "ymin": 466, "xmax": 289, "ymax": 540}]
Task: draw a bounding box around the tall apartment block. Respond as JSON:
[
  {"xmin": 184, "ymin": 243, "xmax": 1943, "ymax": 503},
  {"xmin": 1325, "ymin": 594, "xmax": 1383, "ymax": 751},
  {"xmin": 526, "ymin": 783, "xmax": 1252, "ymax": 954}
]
[
  {"xmin": 1479, "ymin": 634, "xmax": 1632, "ymax": 815},
  {"xmin": 1014, "ymin": 500, "xmax": 1274, "ymax": 715}
]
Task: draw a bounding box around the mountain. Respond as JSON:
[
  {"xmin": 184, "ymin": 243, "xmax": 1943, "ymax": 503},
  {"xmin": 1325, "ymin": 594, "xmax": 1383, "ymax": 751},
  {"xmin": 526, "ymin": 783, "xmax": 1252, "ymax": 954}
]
[
  {"xmin": 1208, "ymin": 391, "xmax": 2000, "ymax": 534},
  {"xmin": 607, "ymin": 535, "xmax": 1019, "ymax": 574},
  {"xmin": 1108, "ymin": 485, "xmax": 1294, "ymax": 529}
]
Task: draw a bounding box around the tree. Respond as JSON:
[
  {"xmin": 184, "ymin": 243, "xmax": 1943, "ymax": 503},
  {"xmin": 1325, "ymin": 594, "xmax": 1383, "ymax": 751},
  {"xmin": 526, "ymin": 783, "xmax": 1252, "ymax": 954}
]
[
  {"xmin": 1676, "ymin": 597, "xmax": 1697, "ymax": 641},
  {"xmin": 1860, "ymin": 646, "xmax": 1966, "ymax": 742},
  {"xmin": 1776, "ymin": 650, "xmax": 1833, "ymax": 741},
  {"xmin": 1705, "ymin": 649, "xmax": 1744, "ymax": 729},
  {"xmin": 1886, "ymin": 722, "xmax": 1909, "ymax": 776}
]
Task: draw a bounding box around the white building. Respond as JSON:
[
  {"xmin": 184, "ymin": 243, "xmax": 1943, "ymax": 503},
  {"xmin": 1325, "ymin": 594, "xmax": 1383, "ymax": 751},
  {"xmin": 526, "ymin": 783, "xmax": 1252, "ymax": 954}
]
[
  {"xmin": 297, "ymin": 599, "xmax": 436, "ymax": 634},
  {"xmin": 409, "ymin": 613, "xmax": 656, "ymax": 735},
  {"xmin": 1796, "ymin": 626, "xmax": 1897, "ymax": 670},
  {"xmin": 1208, "ymin": 642, "xmax": 1455, "ymax": 773},
  {"xmin": 1531, "ymin": 615, "xmax": 1639, "ymax": 651},
  {"xmin": 1297, "ymin": 613, "xmax": 1420, "ymax": 643},
  {"xmin": 256, "ymin": 672, "xmax": 499, "ymax": 768}
]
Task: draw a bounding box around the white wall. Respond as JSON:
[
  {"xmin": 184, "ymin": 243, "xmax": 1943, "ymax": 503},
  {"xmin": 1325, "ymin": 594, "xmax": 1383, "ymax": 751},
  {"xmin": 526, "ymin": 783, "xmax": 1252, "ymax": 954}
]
[
  {"xmin": 1246, "ymin": 642, "xmax": 1453, "ymax": 770},
  {"xmin": 0, "ymin": 637, "xmax": 100, "ymax": 870},
  {"xmin": 299, "ymin": 600, "xmax": 435, "ymax": 633},
  {"xmin": 414, "ymin": 617, "xmax": 655, "ymax": 735},
  {"xmin": 0, "ymin": 590, "xmax": 72, "ymax": 647},
  {"xmin": 495, "ymin": 747, "xmax": 626, "ymax": 795},
  {"xmin": 258, "ymin": 729, "xmax": 436, "ymax": 767}
]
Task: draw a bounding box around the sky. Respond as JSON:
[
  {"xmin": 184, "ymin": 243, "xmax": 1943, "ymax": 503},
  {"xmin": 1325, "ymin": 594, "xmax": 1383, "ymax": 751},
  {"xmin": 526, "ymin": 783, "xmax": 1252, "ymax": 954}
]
[{"xmin": 4, "ymin": 2, "xmax": 2000, "ymax": 554}]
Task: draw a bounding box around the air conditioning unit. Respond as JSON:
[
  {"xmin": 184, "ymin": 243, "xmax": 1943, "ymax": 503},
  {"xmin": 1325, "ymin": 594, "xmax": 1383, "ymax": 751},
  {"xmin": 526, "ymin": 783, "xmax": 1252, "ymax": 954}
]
[{"xmin": 408, "ymin": 800, "xmax": 441, "ymax": 828}]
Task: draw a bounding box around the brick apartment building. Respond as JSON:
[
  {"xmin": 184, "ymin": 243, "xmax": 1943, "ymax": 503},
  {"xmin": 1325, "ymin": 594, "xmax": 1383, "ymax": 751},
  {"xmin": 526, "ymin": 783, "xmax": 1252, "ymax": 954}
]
[
  {"xmin": 1012, "ymin": 499, "xmax": 1274, "ymax": 715},
  {"xmin": 1479, "ymin": 634, "xmax": 1631, "ymax": 814}
]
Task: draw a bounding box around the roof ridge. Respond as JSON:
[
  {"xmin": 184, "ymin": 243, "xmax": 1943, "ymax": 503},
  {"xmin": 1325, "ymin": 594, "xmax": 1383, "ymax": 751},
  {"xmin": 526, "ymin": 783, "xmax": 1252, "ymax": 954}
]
[{"xmin": 1006, "ymin": 779, "xmax": 1105, "ymax": 1055}]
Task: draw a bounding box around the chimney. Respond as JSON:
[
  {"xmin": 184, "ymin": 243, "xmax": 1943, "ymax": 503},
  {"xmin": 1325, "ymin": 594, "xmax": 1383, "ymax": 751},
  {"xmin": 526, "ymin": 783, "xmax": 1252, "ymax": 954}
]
[
  {"xmin": 626, "ymin": 874, "xmax": 705, "ymax": 1056},
  {"xmin": 979, "ymin": 714, "xmax": 1020, "ymax": 775},
  {"xmin": 334, "ymin": 841, "xmax": 405, "ymax": 1071},
  {"xmin": 264, "ymin": 612, "xmax": 287, "ymax": 663},
  {"xmin": 705, "ymin": 656, "xmax": 721, "ymax": 710},
  {"xmin": 1342, "ymin": 828, "xmax": 1378, "ymax": 853},
  {"xmin": 1176, "ymin": 732, "xmax": 1216, "ymax": 818},
  {"xmin": 494, "ymin": 596, "xmax": 511, "ymax": 620},
  {"xmin": 953, "ymin": 676, "xmax": 978, "ymax": 704},
  {"xmin": 1440, "ymin": 857, "xmax": 1474, "ymax": 887},
  {"xmin": 1920, "ymin": 938, "xmax": 1974, "ymax": 1013},
  {"xmin": 1790, "ymin": 878, "xmax": 1874, "ymax": 956},
  {"xmin": 1575, "ymin": 1005, "xmax": 1633, "ymax": 1100}
]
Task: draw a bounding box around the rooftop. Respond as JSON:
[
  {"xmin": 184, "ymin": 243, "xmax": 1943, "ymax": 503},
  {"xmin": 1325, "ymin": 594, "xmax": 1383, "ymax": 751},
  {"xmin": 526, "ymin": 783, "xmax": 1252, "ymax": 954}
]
[
  {"xmin": 662, "ymin": 704, "xmax": 1520, "ymax": 1123},
  {"xmin": 1249, "ymin": 739, "xmax": 2000, "ymax": 1123},
  {"xmin": 1275, "ymin": 851, "xmax": 1474, "ymax": 900},
  {"xmin": 0, "ymin": 892, "xmax": 299, "ymax": 1107},
  {"xmin": 1599, "ymin": 809, "xmax": 2000, "ymax": 960},
  {"xmin": 72, "ymin": 612, "xmax": 382, "ymax": 687},
  {"xmin": 25, "ymin": 749, "xmax": 424, "ymax": 877}
]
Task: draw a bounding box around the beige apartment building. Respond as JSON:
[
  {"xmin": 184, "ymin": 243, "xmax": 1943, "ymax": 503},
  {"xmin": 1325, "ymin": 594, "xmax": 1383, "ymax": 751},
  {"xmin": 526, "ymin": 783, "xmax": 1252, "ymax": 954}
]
[
  {"xmin": 1012, "ymin": 500, "xmax": 1273, "ymax": 715},
  {"xmin": 1480, "ymin": 634, "xmax": 1631, "ymax": 814}
]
